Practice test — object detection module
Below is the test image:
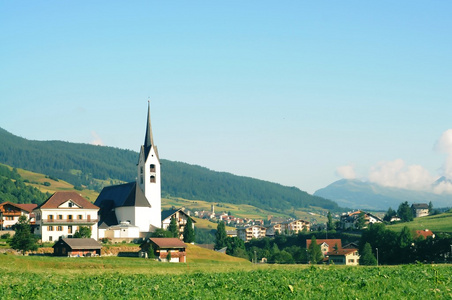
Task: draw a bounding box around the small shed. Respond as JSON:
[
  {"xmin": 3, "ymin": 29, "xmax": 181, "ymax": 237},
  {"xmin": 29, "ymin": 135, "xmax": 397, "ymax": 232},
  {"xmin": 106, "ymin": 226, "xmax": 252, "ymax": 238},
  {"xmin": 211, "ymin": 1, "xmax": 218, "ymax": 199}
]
[
  {"xmin": 140, "ymin": 237, "xmax": 186, "ymax": 262},
  {"xmin": 53, "ymin": 238, "xmax": 102, "ymax": 257}
]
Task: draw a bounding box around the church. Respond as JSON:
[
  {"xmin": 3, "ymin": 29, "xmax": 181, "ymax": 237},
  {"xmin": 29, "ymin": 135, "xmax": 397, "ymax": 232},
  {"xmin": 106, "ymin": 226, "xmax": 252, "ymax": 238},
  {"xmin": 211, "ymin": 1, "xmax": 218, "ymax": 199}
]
[{"xmin": 95, "ymin": 102, "xmax": 162, "ymax": 239}]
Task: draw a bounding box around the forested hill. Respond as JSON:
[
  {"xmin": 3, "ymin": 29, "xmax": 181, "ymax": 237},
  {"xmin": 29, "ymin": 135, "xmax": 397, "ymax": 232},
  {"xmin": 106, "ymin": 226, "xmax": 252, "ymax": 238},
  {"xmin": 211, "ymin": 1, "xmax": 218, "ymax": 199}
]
[{"xmin": 0, "ymin": 127, "xmax": 338, "ymax": 211}]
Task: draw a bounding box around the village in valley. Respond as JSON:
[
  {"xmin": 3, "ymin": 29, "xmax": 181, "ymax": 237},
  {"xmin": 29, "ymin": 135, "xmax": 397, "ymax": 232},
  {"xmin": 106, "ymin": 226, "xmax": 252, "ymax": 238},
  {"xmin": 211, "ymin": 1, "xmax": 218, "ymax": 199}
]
[{"xmin": 0, "ymin": 104, "xmax": 448, "ymax": 267}]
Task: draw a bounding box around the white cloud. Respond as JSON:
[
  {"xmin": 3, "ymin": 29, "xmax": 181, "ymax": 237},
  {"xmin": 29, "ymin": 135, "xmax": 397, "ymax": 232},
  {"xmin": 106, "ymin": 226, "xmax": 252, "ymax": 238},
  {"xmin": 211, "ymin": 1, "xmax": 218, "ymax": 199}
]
[
  {"xmin": 90, "ymin": 131, "xmax": 104, "ymax": 146},
  {"xmin": 335, "ymin": 164, "xmax": 356, "ymax": 179},
  {"xmin": 368, "ymin": 159, "xmax": 434, "ymax": 191},
  {"xmin": 434, "ymin": 129, "xmax": 452, "ymax": 178}
]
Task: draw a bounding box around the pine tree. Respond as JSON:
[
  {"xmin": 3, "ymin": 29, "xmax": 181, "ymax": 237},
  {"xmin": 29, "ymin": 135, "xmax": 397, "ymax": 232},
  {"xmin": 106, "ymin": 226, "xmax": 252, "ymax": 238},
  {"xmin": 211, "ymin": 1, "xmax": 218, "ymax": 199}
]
[
  {"xmin": 147, "ymin": 243, "xmax": 155, "ymax": 259},
  {"xmin": 10, "ymin": 215, "xmax": 38, "ymax": 255},
  {"xmin": 308, "ymin": 236, "xmax": 323, "ymax": 264},
  {"xmin": 183, "ymin": 217, "xmax": 195, "ymax": 243},
  {"xmin": 168, "ymin": 217, "xmax": 179, "ymax": 238},
  {"xmin": 327, "ymin": 211, "xmax": 334, "ymax": 231},
  {"xmin": 215, "ymin": 221, "xmax": 227, "ymax": 250},
  {"xmin": 359, "ymin": 242, "xmax": 377, "ymax": 265}
]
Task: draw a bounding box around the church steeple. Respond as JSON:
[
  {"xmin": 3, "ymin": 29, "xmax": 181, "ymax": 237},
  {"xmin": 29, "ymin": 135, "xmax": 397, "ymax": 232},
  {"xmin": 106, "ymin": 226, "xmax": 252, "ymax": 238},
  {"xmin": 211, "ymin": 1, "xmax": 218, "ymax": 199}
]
[{"xmin": 143, "ymin": 101, "xmax": 156, "ymax": 159}]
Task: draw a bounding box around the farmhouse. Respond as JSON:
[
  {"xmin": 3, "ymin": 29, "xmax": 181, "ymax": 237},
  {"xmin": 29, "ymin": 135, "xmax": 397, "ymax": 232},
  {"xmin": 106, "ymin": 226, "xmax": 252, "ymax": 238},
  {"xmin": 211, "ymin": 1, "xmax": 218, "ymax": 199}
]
[
  {"xmin": 33, "ymin": 192, "xmax": 99, "ymax": 242},
  {"xmin": 411, "ymin": 203, "xmax": 429, "ymax": 218},
  {"xmin": 140, "ymin": 237, "xmax": 186, "ymax": 262},
  {"xmin": 327, "ymin": 248, "xmax": 360, "ymax": 266},
  {"xmin": 0, "ymin": 202, "xmax": 37, "ymax": 230},
  {"xmin": 53, "ymin": 238, "xmax": 102, "ymax": 257}
]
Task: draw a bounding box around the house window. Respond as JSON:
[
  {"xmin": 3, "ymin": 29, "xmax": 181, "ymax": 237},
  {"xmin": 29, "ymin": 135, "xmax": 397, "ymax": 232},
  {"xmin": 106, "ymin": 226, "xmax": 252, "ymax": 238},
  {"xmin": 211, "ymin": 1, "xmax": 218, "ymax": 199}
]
[
  {"xmin": 140, "ymin": 166, "xmax": 143, "ymax": 174},
  {"xmin": 140, "ymin": 175, "xmax": 143, "ymax": 185},
  {"xmin": 68, "ymin": 202, "xmax": 73, "ymax": 208},
  {"xmin": 48, "ymin": 226, "xmax": 54, "ymax": 231},
  {"xmin": 68, "ymin": 215, "xmax": 73, "ymax": 220},
  {"xmin": 150, "ymin": 164, "xmax": 156, "ymax": 172},
  {"xmin": 150, "ymin": 175, "xmax": 156, "ymax": 183},
  {"xmin": 58, "ymin": 215, "xmax": 63, "ymax": 220},
  {"xmin": 49, "ymin": 236, "xmax": 53, "ymax": 242},
  {"xmin": 78, "ymin": 215, "xmax": 83, "ymax": 220},
  {"xmin": 48, "ymin": 215, "xmax": 54, "ymax": 221},
  {"xmin": 57, "ymin": 226, "xmax": 63, "ymax": 231}
]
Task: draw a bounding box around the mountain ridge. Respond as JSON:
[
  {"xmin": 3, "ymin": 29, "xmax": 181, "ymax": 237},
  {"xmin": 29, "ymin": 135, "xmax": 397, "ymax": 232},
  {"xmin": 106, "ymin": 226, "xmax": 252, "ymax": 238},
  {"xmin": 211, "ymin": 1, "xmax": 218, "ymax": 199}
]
[
  {"xmin": 0, "ymin": 127, "xmax": 338, "ymax": 213},
  {"xmin": 314, "ymin": 178, "xmax": 452, "ymax": 211}
]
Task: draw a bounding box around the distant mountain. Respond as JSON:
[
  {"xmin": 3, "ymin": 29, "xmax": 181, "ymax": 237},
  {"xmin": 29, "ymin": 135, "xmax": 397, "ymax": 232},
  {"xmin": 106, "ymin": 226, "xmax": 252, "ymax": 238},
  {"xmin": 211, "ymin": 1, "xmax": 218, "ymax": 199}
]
[
  {"xmin": 0, "ymin": 127, "xmax": 338, "ymax": 213},
  {"xmin": 314, "ymin": 179, "xmax": 452, "ymax": 211}
]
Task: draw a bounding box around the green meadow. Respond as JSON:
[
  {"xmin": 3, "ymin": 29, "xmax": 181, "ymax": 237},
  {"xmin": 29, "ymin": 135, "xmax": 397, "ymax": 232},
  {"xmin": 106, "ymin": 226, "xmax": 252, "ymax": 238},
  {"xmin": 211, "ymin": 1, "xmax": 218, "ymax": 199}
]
[{"xmin": 1, "ymin": 252, "xmax": 451, "ymax": 299}]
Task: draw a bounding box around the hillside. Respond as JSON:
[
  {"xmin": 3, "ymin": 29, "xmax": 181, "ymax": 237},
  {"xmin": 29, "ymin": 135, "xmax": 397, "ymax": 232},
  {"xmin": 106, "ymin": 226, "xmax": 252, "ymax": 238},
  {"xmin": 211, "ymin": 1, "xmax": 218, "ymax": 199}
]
[
  {"xmin": 387, "ymin": 211, "xmax": 452, "ymax": 233},
  {"xmin": 0, "ymin": 127, "xmax": 338, "ymax": 214},
  {"xmin": 314, "ymin": 179, "xmax": 452, "ymax": 211}
]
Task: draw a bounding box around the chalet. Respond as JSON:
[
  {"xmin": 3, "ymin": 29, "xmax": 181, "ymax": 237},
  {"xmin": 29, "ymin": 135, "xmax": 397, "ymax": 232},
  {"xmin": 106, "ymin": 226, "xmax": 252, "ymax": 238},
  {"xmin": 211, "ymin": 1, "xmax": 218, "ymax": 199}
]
[
  {"xmin": 0, "ymin": 202, "xmax": 37, "ymax": 230},
  {"xmin": 140, "ymin": 237, "xmax": 186, "ymax": 262},
  {"xmin": 53, "ymin": 238, "xmax": 102, "ymax": 257},
  {"xmin": 33, "ymin": 192, "xmax": 99, "ymax": 242},
  {"xmin": 327, "ymin": 248, "xmax": 360, "ymax": 266},
  {"xmin": 306, "ymin": 239, "xmax": 342, "ymax": 256},
  {"xmin": 237, "ymin": 225, "xmax": 266, "ymax": 242},
  {"xmin": 161, "ymin": 208, "xmax": 196, "ymax": 240},
  {"xmin": 411, "ymin": 203, "xmax": 429, "ymax": 218}
]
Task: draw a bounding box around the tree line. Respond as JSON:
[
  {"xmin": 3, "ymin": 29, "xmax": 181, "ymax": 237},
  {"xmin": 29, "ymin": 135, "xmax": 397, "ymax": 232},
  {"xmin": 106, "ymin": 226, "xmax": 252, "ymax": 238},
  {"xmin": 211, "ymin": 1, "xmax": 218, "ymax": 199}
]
[{"xmin": 0, "ymin": 127, "xmax": 338, "ymax": 212}]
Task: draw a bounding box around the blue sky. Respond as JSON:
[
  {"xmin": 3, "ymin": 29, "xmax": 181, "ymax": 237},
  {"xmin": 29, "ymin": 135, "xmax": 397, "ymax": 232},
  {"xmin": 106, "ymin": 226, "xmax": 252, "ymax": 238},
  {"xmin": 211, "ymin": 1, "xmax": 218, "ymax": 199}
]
[{"xmin": 1, "ymin": 1, "xmax": 452, "ymax": 194}]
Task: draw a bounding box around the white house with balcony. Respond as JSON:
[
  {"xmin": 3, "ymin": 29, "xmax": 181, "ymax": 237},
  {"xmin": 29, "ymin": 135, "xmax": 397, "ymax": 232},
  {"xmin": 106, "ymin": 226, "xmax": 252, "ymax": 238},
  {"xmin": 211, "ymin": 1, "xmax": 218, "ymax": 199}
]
[{"xmin": 33, "ymin": 192, "xmax": 99, "ymax": 242}]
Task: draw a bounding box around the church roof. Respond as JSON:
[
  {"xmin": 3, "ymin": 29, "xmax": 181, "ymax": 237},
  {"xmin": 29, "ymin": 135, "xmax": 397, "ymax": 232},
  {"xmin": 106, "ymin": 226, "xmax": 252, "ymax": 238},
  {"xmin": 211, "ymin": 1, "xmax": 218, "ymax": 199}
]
[
  {"xmin": 143, "ymin": 101, "xmax": 159, "ymax": 160},
  {"xmin": 94, "ymin": 182, "xmax": 150, "ymax": 208},
  {"xmin": 94, "ymin": 182, "xmax": 151, "ymax": 227}
]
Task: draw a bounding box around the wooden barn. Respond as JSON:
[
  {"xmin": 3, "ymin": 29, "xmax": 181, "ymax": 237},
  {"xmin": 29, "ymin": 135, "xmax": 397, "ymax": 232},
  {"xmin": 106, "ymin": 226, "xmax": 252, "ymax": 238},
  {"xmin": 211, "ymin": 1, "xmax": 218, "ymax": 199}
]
[
  {"xmin": 140, "ymin": 237, "xmax": 186, "ymax": 262},
  {"xmin": 53, "ymin": 238, "xmax": 102, "ymax": 257}
]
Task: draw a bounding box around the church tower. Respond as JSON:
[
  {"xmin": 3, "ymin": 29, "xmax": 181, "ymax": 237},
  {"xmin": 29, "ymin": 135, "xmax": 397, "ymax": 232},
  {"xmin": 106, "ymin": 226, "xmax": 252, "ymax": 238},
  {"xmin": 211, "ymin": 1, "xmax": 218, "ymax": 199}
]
[{"xmin": 137, "ymin": 101, "xmax": 161, "ymax": 230}]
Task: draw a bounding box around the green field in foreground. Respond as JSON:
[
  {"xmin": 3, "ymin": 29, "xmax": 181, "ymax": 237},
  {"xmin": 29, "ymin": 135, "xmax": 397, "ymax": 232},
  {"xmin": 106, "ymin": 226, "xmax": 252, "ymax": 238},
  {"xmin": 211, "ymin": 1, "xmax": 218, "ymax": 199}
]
[{"xmin": 0, "ymin": 255, "xmax": 451, "ymax": 299}]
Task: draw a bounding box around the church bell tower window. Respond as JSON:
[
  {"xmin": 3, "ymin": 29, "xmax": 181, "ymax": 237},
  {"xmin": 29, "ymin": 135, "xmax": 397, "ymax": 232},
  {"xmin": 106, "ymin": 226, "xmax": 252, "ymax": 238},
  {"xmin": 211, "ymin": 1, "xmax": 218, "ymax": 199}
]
[{"xmin": 150, "ymin": 175, "xmax": 156, "ymax": 183}]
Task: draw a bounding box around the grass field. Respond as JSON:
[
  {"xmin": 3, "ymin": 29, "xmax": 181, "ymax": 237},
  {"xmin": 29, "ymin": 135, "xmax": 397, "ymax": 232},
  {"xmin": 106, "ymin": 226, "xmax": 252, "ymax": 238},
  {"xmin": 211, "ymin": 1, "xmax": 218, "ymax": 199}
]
[
  {"xmin": 0, "ymin": 252, "xmax": 450, "ymax": 299},
  {"xmin": 388, "ymin": 212, "xmax": 452, "ymax": 233}
]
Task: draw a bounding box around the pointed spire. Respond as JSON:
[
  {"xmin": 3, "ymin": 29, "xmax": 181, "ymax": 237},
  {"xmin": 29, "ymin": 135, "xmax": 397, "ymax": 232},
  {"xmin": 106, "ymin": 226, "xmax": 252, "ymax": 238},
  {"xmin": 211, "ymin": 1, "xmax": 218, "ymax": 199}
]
[{"xmin": 143, "ymin": 100, "xmax": 155, "ymax": 159}]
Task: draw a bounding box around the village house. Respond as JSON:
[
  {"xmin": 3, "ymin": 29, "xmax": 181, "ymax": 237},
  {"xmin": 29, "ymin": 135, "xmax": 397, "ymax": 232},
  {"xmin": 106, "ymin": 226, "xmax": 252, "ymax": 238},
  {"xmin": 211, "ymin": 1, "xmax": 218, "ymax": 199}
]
[
  {"xmin": 33, "ymin": 192, "xmax": 99, "ymax": 242},
  {"xmin": 282, "ymin": 219, "xmax": 310, "ymax": 234},
  {"xmin": 0, "ymin": 202, "xmax": 37, "ymax": 230},
  {"xmin": 415, "ymin": 229, "xmax": 435, "ymax": 239},
  {"xmin": 306, "ymin": 239, "xmax": 342, "ymax": 256},
  {"xmin": 237, "ymin": 225, "xmax": 267, "ymax": 242},
  {"xmin": 339, "ymin": 211, "xmax": 383, "ymax": 230},
  {"xmin": 411, "ymin": 203, "xmax": 429, "ymax": 218},
  {"xmin": 161, "ymin": 208, "xmax": 196, "ymax": 240},
  {"xmin": 140, "ymin": 237, "xmax": 186, "ymax": 262},
  {"xmin": 53, "ymin": 238, "xmax": 102, "ymax": 257},
  {"xmin": 327, "ymin": 248, "xmax": 360, "ymax": 266}
]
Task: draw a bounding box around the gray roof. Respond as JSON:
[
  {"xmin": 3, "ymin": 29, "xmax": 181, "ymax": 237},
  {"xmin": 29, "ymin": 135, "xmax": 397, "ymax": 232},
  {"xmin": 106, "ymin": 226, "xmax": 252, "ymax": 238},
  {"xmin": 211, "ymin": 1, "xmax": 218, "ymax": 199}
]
[
  {"xmin": 53, "ymin": 238, "xmax": 102, "ymax": 250},
  {"xmin": 95, "ymin": 182, "xmax": 151, "ymax": 226}
]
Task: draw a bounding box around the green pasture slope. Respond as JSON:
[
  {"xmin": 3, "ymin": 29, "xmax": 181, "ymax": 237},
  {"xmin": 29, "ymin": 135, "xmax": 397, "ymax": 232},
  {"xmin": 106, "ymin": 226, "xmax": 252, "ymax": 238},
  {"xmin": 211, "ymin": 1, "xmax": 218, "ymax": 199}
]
[
  {"xmin": 388, "ymin": 212, "xmax": 452, "ymax": 233},
  {"xmin": 0, "ymin": 255, "xmax": 451, "ymax": 299}
]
